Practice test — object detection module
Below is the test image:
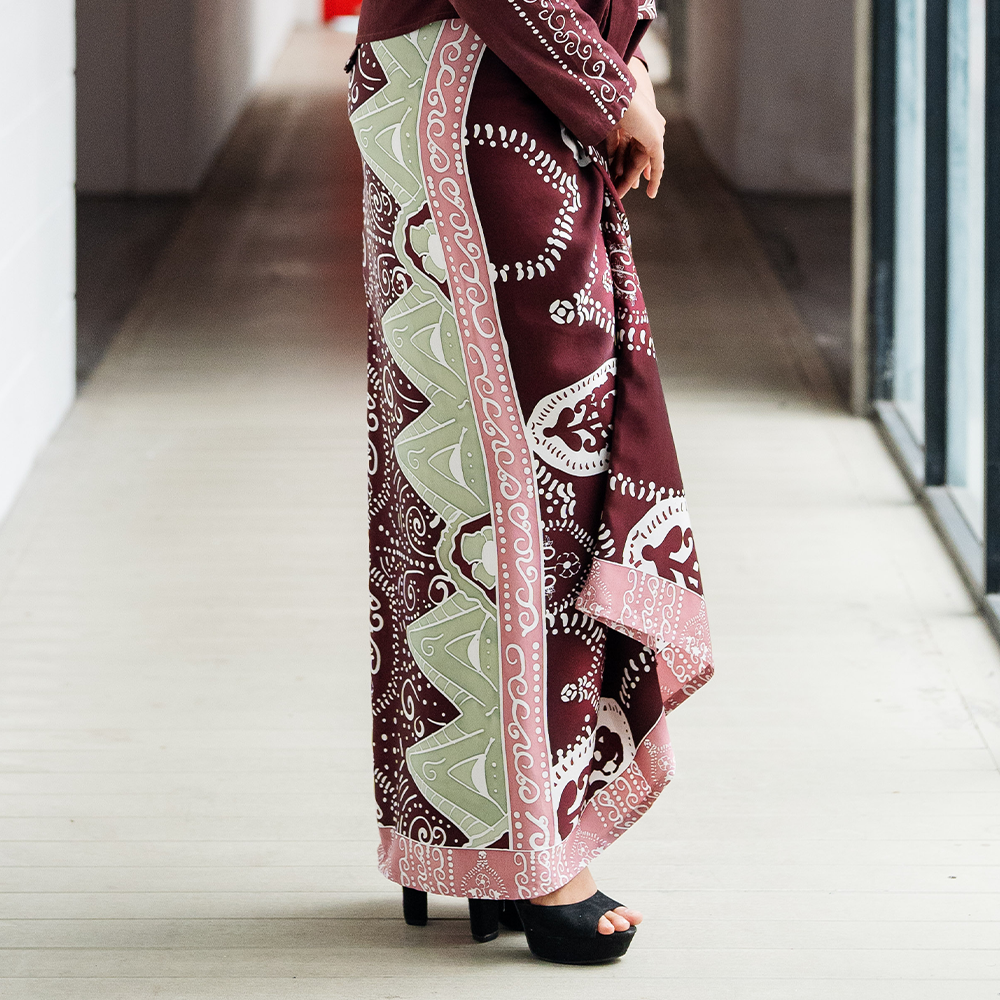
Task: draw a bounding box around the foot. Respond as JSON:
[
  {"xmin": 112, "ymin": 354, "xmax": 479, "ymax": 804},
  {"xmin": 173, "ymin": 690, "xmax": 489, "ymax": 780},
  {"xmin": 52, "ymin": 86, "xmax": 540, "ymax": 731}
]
[{"xmin": 530, "ymin": 867, "xmax": 643, "ymax": 935}]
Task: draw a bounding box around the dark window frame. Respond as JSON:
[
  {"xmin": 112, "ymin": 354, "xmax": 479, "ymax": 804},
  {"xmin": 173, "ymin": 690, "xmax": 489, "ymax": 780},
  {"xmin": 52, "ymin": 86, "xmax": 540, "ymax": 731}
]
[{"xmin": 870, "ymin": 0, "xmax": 1000, "ymax": 637}]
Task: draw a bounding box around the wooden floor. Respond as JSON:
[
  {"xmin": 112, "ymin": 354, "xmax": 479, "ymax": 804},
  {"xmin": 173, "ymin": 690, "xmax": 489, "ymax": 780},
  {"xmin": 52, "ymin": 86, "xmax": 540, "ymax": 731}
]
[{"xmin": 2, "ymin": 27, "xmax": 999, "ymax": 998}]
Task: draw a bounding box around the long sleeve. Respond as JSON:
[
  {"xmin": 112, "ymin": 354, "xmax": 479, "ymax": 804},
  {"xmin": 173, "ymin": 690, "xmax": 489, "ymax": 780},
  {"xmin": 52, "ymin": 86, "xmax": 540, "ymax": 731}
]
[{"xmin": 448, "ymin": 0, "xmax": 636, "ymax": 146}]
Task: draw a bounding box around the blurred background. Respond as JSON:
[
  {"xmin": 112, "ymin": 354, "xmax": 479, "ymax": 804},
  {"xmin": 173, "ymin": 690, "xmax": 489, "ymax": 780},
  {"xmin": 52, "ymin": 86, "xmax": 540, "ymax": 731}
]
[{"xmin": 2, "ymin": 1, "xmax": 999, "ymax": 996}]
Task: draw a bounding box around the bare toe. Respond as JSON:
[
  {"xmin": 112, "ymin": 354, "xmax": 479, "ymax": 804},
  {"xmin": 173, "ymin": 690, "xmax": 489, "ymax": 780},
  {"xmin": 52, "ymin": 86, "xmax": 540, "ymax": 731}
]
[
  {"xmin": 605, "ymin": 910, "xmax": 632, "ymax": 932},
  {"xmin": 614, "ymin": 905, "xmax": 643, "ymax": 926},
  {"xmin": 597, "ymin": 914, "xmax": 616, "ymax": 935}
]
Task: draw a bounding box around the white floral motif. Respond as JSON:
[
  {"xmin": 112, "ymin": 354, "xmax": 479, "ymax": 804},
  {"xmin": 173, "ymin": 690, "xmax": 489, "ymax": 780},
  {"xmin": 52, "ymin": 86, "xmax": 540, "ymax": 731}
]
[
  {"xmin": 546, "ymin": 246, "xmax": 615, "ymax": 334},
  {"xmin": 555, "ymin": 551, "xmax": 582, "ymax": 578},
  {"xmin": 560, "ymin": 673, "xmax": 599, "ymax": 703},
  {"xmin": 550, "ymin": 299, "xmax": 575, "ymax": 324}
]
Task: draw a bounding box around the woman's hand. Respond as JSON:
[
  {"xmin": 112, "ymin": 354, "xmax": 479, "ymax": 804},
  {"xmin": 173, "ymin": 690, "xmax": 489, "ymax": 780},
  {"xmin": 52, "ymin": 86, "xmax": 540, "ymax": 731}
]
[
  {"xmin": 604, "ymin": 58, "xmax": 665, "ymax": 199},
  {"xmin": 630, "ymin": 53, "xmax": 659, "ymax": 110}
]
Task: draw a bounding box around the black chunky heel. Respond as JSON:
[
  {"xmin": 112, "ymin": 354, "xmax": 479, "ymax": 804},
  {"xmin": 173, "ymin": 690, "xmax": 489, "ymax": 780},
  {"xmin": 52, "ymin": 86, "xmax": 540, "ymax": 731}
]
[
  {"xmin": 468, "ymin": 898, "xmax": 501, "ymax": 942},
  {"xmin": 513, "ymin": 890, "xmax": 636, "ymax": 964},
  {"xmin": 402, "ymin": 887, "xmax": 427, "ymax": 926},
  {"xmin": 499, "ymin": 900, "xmax": 523, "ymax": 931},
  {"xmin": 401, "ymin": 888, "xmax": 507, "ymax": 943}
]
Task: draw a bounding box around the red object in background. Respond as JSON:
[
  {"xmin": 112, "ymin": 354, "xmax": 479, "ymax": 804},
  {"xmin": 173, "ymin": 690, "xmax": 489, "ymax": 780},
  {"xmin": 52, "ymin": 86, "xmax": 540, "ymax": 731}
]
[{"xmin": 324, "ymin": 0, "xmax": 361, "ymax": 19}]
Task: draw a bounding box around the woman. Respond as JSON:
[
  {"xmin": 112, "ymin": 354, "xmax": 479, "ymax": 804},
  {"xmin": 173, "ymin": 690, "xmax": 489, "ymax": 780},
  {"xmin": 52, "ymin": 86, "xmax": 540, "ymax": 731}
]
[{"xmin": 348, "ymin": 0, "xmax": 713, "ymax": 964}]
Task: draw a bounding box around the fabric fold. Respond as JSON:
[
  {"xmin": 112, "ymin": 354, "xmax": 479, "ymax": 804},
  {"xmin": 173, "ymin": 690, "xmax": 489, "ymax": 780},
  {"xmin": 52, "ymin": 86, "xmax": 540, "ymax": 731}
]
[
  {"xmin": 568, "ymin": 153, "xmax": 714, "ymax": 713},
  {"xmin": 576, "ymin": 558, "xmax": 713, "ymax": 712}
]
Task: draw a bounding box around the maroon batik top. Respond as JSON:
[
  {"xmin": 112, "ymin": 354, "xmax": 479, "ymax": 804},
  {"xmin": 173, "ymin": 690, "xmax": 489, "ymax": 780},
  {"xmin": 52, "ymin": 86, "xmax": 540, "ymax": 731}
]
[{"xmin": 356, "ymin": 0, "xmax": 653, "ymax": 145}]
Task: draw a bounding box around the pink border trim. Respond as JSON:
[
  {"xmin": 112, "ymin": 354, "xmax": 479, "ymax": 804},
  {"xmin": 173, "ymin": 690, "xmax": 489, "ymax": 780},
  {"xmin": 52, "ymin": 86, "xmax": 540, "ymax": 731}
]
[
  {"xmin": 378, "ymin": 713, "xmax": 675, "ymax": 899},
  {"xmin": 417, "ymin": 22, "xmax": 557, "ymax": 852},
  {"xmin": 576, "ymin": 557, "xmax": 714, "ymax": 712}
]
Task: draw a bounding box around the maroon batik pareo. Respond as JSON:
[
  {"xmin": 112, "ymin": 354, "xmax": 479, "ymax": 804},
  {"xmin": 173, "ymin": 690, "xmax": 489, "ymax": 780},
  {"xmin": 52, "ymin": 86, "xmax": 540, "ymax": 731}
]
[{"xmin": 350, "ymin": 12, "xmax": 712, "ymax": 900}]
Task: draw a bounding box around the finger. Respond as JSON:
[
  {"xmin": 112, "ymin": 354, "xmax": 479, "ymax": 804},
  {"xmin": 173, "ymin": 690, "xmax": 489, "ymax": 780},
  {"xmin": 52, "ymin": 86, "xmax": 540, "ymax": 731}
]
[
  {"xmin": 618, "ymin": 153, "xmax": 648, "ymax": 196},
  {"xmin": 597, "ymin": 915, "xmax": 616, "ymax": 935},
  {"xmin": 622, "ymin": 141, "xmax": 650, "ymax": 192},
  {"xmin": 614, "ymin": 139, "xmax": 631, "ymax": 183},
  {"xmin": 611, "ymin": 150, "xmax": 625, "ymax": 188},
  {"xmin": 616, "ymin": 168, "xmax": 641, "ymax": 197},
  {"xmin": 646, "ymin": 142, "xmax": 665, "ymax": 199},
  {"xmin": 614, "ymin": 150, "xmax": 642, "ymax": 196},
  {"xmin": 613, "ymin": 158, "xmax": 628, "ymax": 196}
]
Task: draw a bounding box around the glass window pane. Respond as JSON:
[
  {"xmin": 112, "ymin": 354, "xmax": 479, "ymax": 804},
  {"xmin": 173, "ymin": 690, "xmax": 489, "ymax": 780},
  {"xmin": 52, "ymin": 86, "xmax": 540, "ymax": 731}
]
[
  {"xmin": 946, "ymin": 0, "xmax": 986, "ymax": 536},
  {"xmin": 895, "ymin": 0, "xmax": 927, "ymax": 444}
]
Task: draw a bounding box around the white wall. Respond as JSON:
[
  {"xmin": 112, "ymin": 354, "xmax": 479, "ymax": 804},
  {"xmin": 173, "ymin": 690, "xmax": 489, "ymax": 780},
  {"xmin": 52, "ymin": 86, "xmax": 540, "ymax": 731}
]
[
  {"xmin": 687, "ymin": 0, "xmax": 855, "ymax": 193},
  {"xmin": 0, "ymin": 0, "xmax": 77, "ymax": 519},
  {"xmin": 78, "ymin": 0, "xmax": 317, "ymax": 194}
]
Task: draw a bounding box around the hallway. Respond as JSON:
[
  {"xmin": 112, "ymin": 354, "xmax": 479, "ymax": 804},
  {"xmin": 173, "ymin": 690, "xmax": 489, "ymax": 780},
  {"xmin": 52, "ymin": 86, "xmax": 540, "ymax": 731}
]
[{"xmin": 2, "ymin": 26, "xmax": 999, "ymax": 997}]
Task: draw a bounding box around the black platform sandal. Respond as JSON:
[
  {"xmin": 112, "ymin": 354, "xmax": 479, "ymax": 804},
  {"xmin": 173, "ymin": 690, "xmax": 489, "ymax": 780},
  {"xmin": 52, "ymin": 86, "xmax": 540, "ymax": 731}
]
[
  {"xmin": 401, "ymin": 888, "xmax": 503, "ymax": 943},
  {"xmin": 513, "ymin": 890, "xmax": 637, "ymax": 964}
]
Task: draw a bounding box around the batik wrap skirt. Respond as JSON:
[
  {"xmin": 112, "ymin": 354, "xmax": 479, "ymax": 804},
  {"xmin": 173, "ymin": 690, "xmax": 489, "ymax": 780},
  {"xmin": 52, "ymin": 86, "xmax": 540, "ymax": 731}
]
[{"xmin": 348, "ymin": 19, "xmax": 713, "ymax": 900}]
